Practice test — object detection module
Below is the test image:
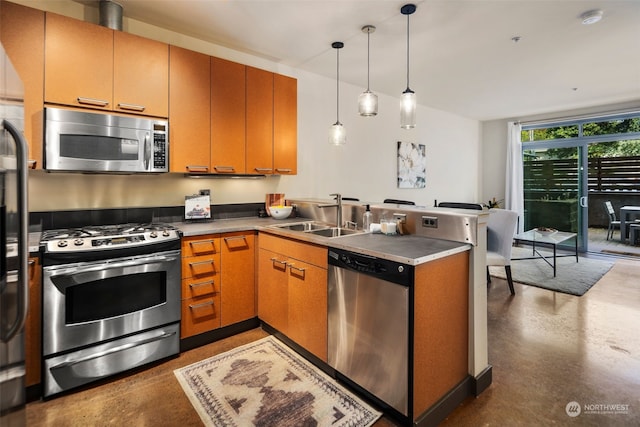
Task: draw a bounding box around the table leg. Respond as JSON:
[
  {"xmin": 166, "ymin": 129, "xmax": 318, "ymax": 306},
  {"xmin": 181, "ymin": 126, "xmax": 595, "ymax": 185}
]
[
  {"xmin": 575, "ymin": 236, "xmax": 578, "ymax": 263},
  {"xmin": 620, "ymin": 211, "xmax": 627, "ymax": 243},
  {"xmin": 552, "ymin": 244, "xmax": 557, "ymax": 277}
]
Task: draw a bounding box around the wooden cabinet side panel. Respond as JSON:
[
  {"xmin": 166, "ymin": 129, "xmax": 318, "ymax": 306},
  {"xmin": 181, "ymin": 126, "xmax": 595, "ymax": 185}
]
[
  {"xmin": 44, "ymin": 12, "xmax": 113, "ymax": 109},
  {"xmin": 273, "ymin": 73, "xmax": 297, "ymax": 175},
  {"xmin": 114, "ymin": 31, "xmax": 168, "ymax": 117},
  {"xmin": 0, "ymin": 1, "xmax": 45, "ymax": 168},
  {"xmin": 211, "ymin": 57, "xmax": 246, "ymax": 174},
  {"xmin": 220, "ymin": 232, "xmax": 256, "ymax": 327},
  {"xmin": 26, "ymin": 256, "xmax": 41, "ymax": 387},
  {"xmin": 169, "ymin": 46, "xmax": 211, "ymax": 172},
  {"xmin": 287, "ymin": 261, "xmax": 327, "ymax": 362},
  {"xmin": 246, "ymin": 66, "xmax": 273, "ymax": 174},
  {"xmin": 257, "ymin": 247, "xmax": 288, "ymax": 333},
  {"xmin": 413, "ymin": 251, "xmax": 469, "ymax": 416}
]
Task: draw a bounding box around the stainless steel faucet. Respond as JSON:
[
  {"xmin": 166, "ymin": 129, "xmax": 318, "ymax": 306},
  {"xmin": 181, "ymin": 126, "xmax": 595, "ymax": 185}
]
[{"xmin": 319, "ymin": 193, "xmax": 342, "ymax": 227}]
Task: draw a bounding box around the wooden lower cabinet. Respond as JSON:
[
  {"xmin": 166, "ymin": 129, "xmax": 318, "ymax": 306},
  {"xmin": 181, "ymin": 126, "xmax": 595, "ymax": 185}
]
[
  {"xmin": 258, "ymin": 233, "xmax": 328, "ymax": 362},
  {"xmin": 180, "ymin": 235, "xmax": 221, "ymax": 338},
  {"xmin": 26, "ymin": 256, "xmax": 41, "ymax": 387},
  {"xmin": 181, "ymin": 232, "xmax": 257, "ymax": 338}
]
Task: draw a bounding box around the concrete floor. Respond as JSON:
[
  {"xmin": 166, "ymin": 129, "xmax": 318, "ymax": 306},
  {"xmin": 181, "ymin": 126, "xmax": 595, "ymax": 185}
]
[{"xmin": 26, "ymin": 258, "xmax": 640, "ymax": 426}]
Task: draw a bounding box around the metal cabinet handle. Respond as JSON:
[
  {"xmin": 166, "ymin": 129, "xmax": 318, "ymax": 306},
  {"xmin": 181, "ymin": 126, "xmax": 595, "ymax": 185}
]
[
  {"xmin": 254, "ymin": 167, "xmax": 273, "ymax": 173},
  {"xmin": 77, "ymin": 97, "xmax": 109, "ymax": 107},
  {"xmin": 288, "ymin": 264, "xmax": 306, "ymax": 273},
  {"xmin": 189, "ymin": 301, "xmax": 214, "ymax": 310},
  {"xmin": 117, "ymin": 103, "xmax": 145, "ymax": 112},
  {"xmin": 214, "ymin": 166, "xmax": 236, "ymax": 173},
  {"xmin": 28, "ymin": 160, "xmax": 37, "ymax": 169},
  {"xmin": 186, "ymin": 165, "xmax": 209, "ymax": 172},
  {"xmin": 224, "ymin": 235, "xmax": 247, "ymax": 243},
  {"xmin": 276, "ymin": 168, "xmax": 292, "ymax": 173},
  {"xmin": 189, "ymin": 260, "xmax": 214, "ymax": 267},
  {"xmin": 189, "ymin": 280, "xmax": 214, "ymax": 290},
  {"xmin": 270, "ymin": 257, "xmax": 287, "ymax": 266},
  {"xmin": 189, "ymin": 240, "xmax": 216, "ymax": 253}
]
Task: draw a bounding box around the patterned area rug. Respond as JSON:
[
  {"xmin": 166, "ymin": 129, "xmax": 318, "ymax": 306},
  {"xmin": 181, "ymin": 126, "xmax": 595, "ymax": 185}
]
[
  {"xmin": 174, "ymin": 336, "xmax": 381, "ymax": 427},
  {"xmin": 490, "ymin": 246, "xmax": 614, "ymax": 296}
]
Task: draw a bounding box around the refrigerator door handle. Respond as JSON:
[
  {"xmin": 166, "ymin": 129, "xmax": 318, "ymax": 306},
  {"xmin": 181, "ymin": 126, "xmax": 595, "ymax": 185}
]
[{"xmin": 1, "ymin": 120, "xmax": 29, "ymax": 342}]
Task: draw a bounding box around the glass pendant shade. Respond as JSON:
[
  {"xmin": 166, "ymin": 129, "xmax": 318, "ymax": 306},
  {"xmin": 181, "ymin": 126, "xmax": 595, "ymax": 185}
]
[
  {"xmin": 400, "ymin": 89, "xmax": 416, "ymax": 129},
  {"xmin": 358, "ymin": 90, "xmax": 378, "ymax": 116},
  {"xmin": 329, "ymin": 121, "xmax": 347, "ymax": 146}
]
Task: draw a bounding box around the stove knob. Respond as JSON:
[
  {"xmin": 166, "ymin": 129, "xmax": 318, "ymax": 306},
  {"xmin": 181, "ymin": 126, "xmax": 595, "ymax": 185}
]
[
  {"xmin": 150, "ymin": 231, "xmax": 158, "ymax": 238},
  {"xmin": 74, "ymin": 239, "xmax": 84, "ymax": 246},
  {"xmin": 57, "ymin": 240, "xmax": 68, "ymax": 248},
  {"xmin": 162, "ymin": 230, "xmax": 170, "ymax": 237}
]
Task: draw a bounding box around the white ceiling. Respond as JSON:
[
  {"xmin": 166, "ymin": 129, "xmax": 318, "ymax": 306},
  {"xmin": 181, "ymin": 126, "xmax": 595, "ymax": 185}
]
[{"xmin": 97, "ymin": 0, "xmax": 640, "ymax": 121}]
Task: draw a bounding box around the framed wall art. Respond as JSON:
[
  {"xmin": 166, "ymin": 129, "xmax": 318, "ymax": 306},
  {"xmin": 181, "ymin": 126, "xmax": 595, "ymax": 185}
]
[{"xmin": 397, "ymin": 141, "xmax": 426, "ymax": 188}]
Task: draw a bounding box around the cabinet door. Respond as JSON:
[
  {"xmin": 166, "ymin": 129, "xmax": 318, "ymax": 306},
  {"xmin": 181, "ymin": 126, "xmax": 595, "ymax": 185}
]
[
  {"xmin": 114, "ymin": 31, "xmax": 168, "ymax": 117},
  {"xmin": 257, "ymin": 247, "xmax": 288, "ymax": 333},
  {"xmin": 26, "ymin": 256, "xmax": 41, "ymax": 387},
  {"xmin": 287, "ymin": 259, "xmax": 327, "ymax": 362},
  {"xmin": 246, "ymin": 67, "xmax": 273, "ymax": 175},
  {"xmin": 0, "ymin": 1, "xmax": 44, "ymax": 169},
  {"xmin": 44, "ymin": 12, "xmax": 113, "ymax": 110},
  {"xmin": 169, "ymin": 46, "xmax": 211, "ymax": 173},
  {"xmin": 211, "ymin": 57, "xmax": 246, "ymax": 174},
  {"xmin": 220, "ymin": 232, "xmax": 255, "ymax": 327},
  {"xmin": 273, "ymin": 74, "xmax": 297, "ymax": 175}
]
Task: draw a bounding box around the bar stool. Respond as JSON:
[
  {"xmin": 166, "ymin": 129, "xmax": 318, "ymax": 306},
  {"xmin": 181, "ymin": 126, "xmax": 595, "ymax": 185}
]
[{"xmin": 630, "ymin": 223, "xmax": 640, "ymax": 246}]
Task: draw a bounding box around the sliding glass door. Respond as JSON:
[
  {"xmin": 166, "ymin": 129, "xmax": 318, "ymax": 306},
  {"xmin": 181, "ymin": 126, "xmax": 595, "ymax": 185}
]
[{"xmin": 523, "ymin": 144, "xmax": 587, "ymax": 251}]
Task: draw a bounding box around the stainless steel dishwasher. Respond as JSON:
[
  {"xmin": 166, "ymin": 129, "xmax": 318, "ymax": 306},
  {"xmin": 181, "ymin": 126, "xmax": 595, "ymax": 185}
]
[{"xmin": 328, "ymin": 247, "xmax": 413, "ymax": 417}]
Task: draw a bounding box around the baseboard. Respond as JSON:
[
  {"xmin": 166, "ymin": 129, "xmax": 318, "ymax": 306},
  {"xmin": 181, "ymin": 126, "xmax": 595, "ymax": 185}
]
[
  {"xmin": 472, "ymin": 365, "xmax": 493, "ymax": 396},
  {"xmin": 414, "ymin": 376, "xmax": 472, "ymax": 427},
  {"xmin": 180, "ymin": 317, "xmax": 260, "ymax": 352}
]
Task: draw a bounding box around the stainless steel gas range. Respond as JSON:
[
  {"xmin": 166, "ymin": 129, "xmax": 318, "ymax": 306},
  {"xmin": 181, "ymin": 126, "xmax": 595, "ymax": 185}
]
[{"xmin": 40, "ymin": 223, "xmax": 182, "ymax": 397}]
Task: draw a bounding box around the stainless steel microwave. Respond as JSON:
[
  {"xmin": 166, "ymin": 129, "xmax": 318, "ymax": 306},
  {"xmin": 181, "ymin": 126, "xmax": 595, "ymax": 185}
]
[{"xmin": 44, "ymin": 107, "xmax": 168, "ymax": 173}]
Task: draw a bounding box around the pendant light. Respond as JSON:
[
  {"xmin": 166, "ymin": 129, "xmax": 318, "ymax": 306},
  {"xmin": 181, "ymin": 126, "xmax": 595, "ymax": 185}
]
[
  {"xmin": 329, "ymin": 41, "xmax": 346, "ymax": 145},
  {"xmin": 400, "ymin": 4, "xmax": 417, "ymax": 129},
  {"xmin": 358, "ymin": 25, "xmax": 378, "ymax": 116}
]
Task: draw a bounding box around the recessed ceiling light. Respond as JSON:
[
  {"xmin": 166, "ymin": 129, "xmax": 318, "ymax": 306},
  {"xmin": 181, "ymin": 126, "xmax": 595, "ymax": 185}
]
[{"xmin": 580, "ymin": 9, "xmax": 603, "ymax": 25}]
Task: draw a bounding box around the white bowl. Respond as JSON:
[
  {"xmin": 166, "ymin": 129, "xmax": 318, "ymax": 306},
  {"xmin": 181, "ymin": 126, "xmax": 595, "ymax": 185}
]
[{"xmin": 269, "ymin": 206, "xmax": 293, "ymax": 219}]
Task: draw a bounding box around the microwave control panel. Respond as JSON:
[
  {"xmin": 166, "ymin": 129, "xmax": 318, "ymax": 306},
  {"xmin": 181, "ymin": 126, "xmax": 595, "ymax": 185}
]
[{"xmin": 152, "ymin": 124, "xmax": 168, "ymax": 171}]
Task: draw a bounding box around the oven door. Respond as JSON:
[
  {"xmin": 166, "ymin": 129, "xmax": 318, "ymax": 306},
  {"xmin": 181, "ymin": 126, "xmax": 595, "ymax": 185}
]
[{"xmin": 42, "ymin": 250, "xmax": 181, "ymax": 357}]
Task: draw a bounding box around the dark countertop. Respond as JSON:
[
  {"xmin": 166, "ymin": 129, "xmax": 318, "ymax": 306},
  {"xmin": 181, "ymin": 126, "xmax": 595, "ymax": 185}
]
[{"xmin": 173, "ymin": 217, "xmax": 470, "ymax": 265}]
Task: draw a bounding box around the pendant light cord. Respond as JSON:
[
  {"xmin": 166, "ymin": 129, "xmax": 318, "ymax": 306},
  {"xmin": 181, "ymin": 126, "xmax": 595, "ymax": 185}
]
[
  {"xmin": 406, "ymin": 12, "xmax": 410, "ymax": 90},
  {"xmin": 366, "ymin": 30, "xmax": 371, "ymax": 91},
  {"xmin": 336, "ymin": 46, "xmax": 340, "ymax": 123}
]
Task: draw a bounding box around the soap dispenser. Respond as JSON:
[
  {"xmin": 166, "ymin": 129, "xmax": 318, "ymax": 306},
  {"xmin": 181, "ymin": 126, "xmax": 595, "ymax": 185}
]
[{"xmin": 363, "ymin": 205, "xmax": 373, "ymax": 231}]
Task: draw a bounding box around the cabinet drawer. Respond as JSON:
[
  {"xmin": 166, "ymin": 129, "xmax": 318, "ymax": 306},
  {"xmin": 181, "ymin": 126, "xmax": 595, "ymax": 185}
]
[
  {"xmin": 182, "ymin": 235, "xmax": 220, "ymax": 257},
  {"xmin": 181, "ymin": 294, "xmax": 221, "ymax": 338},
  {"xmin": 182, "ymin": 276, "xmax": 218, "ymax": 299},
  {"xmin": 258, "ymin": 233, "xmax": 327, "ymax": 268},
  {"xmin": 182, "ymin": 254, "xmax": 219, "ymax": 278}
]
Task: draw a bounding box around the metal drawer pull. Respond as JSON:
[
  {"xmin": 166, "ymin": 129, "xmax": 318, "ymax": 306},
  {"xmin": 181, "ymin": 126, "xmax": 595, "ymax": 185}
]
[
  {"xmin": 189, "ymin": 280, "xmax": 214, "ymax": 289},
  {"xmin": 117, "ymin": 103, "xmax": 145, "ymax": 112},
  {"xmin": 50, "ymin": 331, "xmax": 176, "ymax": 370},
  {"xmin": 77, "ymin": 97, "xmax": 109, "ymax": 107},
  {"xmin": 28, "ymin": 160, "xmax": 37, "ymax": 169},
  {"xmin": 224, "ymin": 235, "xmax": 246, "ymax": 243},
  {"xmin": 190, "ymin": 240, "xmax": 215, "ymax": 245},
  {"xmin": 288, "ymin": 264, "xmax": 306, "ymax": 273},
  {"xmin": 276, "ymin": 168, "xmax": 292, "ymax": 173},
  {"xmin": 190, "ymin": 260, "xmax": 214, "ymax": 267},
  {"xmin": 189, "ymin": 301, "xmax": 214, "ymax": 310},
  {"xmin": 270, "ymin": 257, "xmax": 287, "ymax": 266},
  {"xmin": 214, "ymin": 166, "xmax": 235, "ymax": 172},
  {"xmin": 254, "ymin": 167, "xmax": 273, "ymax": 173},
  {"xmin": 186, "ymin": 165, "xmax": 209, "ymax": 172}
]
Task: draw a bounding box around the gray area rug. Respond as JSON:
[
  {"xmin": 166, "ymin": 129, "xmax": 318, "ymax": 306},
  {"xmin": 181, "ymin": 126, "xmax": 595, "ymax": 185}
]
[
  {"xmin": 490, "ymin": 246, "xmax": 614, "ymax": 296},
  {"xmin": 174, "ymin": 336, "xmax": 381, "ymax": 427}
]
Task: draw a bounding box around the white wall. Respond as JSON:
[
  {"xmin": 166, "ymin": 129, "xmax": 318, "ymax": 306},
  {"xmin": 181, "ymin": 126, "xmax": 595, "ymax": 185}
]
[
  {"xmin": 481, "ymin": 100, "xmax": 640, "ymax": 207},
  {"xmin": 20, "ymin": 0, "xmax": 482, "ymax": 212}
]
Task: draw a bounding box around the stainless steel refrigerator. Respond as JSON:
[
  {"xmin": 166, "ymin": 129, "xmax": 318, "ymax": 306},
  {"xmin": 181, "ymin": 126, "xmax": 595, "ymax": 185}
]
[{"xmin": 0, "ymin": 43, "xmax": 29, "ymax": 426}]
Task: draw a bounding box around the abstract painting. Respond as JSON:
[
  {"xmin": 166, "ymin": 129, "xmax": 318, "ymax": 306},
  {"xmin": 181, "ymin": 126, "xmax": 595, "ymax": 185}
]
[{"xmin": 397, "ymin": 141, "xmax": 426, "ymax": 188}]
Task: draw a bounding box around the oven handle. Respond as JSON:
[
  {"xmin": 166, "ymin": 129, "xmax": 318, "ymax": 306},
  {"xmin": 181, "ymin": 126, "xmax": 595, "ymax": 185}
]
[
  {"xmin": 47, "ymin": 254, "xmax": 179, "ymax": 278},
  {"xmin": 49, "ymin": 331, "xmax": 177, "ymax": 370}
]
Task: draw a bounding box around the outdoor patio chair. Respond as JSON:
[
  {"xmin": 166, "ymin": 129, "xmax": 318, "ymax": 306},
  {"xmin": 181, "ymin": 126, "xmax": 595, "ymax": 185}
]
[
  {"xmin": 486, "ymin": 208, "xmax": 519, "ymax": 295},
  {"xmin": 604, "ymin": 201, "xmax": 621, "ymax": 240},
  {"xmin": 630, "ymin": 223, "xmax": 640, "ymax": 246}
]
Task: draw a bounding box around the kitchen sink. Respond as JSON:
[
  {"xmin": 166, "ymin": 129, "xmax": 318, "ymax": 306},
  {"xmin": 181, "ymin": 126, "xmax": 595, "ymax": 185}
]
[
  {"xmin": 306, "ymin": 227, "xmax": 362, "ymax": 237},
  {"xmin": 273, "ymin": 221, "xmax": 331, "ymax": 232}
]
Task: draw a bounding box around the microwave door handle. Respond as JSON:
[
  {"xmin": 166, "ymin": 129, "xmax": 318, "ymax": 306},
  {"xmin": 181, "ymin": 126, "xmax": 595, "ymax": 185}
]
[
  {"xmin": 1, "ymin": 120, "xmax": 29, "ymax": 343},
  {"xmin": 143, "ymin": 132, "xmax": 151, "ymax": 170}
]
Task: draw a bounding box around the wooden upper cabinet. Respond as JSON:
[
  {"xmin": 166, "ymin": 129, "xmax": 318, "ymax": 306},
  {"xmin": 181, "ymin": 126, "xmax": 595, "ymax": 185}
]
[
  {"xmin": 44, "ymin": 12, "xmax": 113, "ymax": 110},
  {"xmin": 114, "ymin": 31, "xmax": 168, "ymax": 117},
  {"xmin": 246, "ymin": 66, "xmax": 274, "ymax": 175},
  {"xmin": 0, "ymin": 0, "xmax": 45, "ymax": 169},
  {"xmin": 273, "ymin": 74, "xmax": 297, "ymax": 175},
  {"xmin": 211, "ymin": 57, "xmax": 246, "ymax": 174},
  {"xmin": 169, "ymin": 45, "xmax": 210, "ymax": 173}
]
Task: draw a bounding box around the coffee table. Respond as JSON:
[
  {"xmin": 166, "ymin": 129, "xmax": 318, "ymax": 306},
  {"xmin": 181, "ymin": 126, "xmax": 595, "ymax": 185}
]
[{"xmin": 513, "ymin": 229, "xmax": 578, "ymax": 277}]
